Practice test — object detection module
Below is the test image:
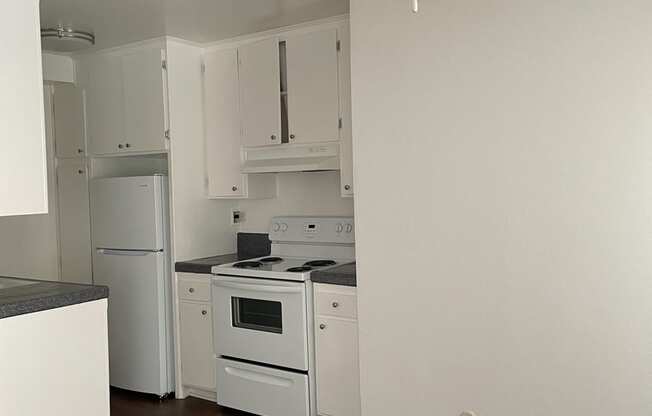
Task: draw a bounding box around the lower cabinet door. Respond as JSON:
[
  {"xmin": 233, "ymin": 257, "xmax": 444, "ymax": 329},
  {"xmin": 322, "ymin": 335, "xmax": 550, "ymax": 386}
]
[
  {"xmin": 315, "ymin": 317, "xmax": 361, "ymax": 416},
  {"xmin": 216, "ymin": 357, "xmax": 309, "ymax": 416},
  {"xmin": 180, "ymin": 301, "xmax": 215, "ymax": 390},
  {"xmin": 56, "ymin": 159, "xmax": 93, "ymax": 284}
]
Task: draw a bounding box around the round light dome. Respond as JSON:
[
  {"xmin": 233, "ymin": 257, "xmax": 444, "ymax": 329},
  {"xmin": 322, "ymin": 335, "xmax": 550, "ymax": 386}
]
[{"xmin": 41, "ymin": 25, "xmax": 95, "ymax": 52}]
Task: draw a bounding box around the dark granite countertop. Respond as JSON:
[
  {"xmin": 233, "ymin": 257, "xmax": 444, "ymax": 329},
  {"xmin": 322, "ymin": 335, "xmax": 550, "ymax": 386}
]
[
  {"xmin": 175, "ymin": 232, "xmax": 271, "ymax": 274},
  {"xmin": 175, "ymin": 253, "xmax": 239, "ymax": 274},
  {"xmin": 311, "ymin": 262, "xmax": 357, "ymax": 287},
  {"xmin": 0, "ymin": 276, "xmax": 108, "ymax": 319}
]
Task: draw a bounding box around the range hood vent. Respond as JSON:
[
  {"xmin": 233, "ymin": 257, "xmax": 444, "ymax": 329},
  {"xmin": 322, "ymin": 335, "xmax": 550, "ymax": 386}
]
[{"xmin": 241, "ymin": 142, "xmax": 340, "ymax": 173}]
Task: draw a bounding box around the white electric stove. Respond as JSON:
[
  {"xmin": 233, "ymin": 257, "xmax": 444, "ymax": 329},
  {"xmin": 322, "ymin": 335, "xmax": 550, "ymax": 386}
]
[{"xmin": 211, "ymin": 216, "xmax": 354, "ymax": 416}]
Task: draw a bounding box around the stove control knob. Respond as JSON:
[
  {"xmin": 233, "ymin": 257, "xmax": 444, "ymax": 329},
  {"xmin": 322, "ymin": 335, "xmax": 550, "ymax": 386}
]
[
  {"xmin": 336, "ymin": 223, "xmax": 343, "ymax": 233},
  {"xmin": 281, "ymin": 223, "xmax": 288, "ymax": 232},
  {"xmin": 273, "ymin": 223, "xmax": 281, "ymax": 232},
  {"xmin": 345, "ymin": 224, "xmax": 353, "ymax": 233}
]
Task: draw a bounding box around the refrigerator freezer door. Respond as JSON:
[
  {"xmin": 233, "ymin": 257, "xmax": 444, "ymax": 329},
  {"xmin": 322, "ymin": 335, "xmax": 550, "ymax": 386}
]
[
  {"xmin": 93, "ymin": 249, "xmax": 172, "ymax": 395},
  {"xmin": 90, "ymin": 176, "xmax": 167, "ymax": 250}
]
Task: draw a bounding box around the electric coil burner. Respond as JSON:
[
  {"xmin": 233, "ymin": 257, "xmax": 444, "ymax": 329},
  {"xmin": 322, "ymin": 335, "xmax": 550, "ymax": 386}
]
[
  {"xmin": 303, "ymin": 260, "xmax": 336, "ymax": 267},
  {"xmin": 211, "ymin": 216, "xmax": 355, "ymax": 416},
  {"xmin": 232, "ymin": 261, "xmax": 263, "ymax": 269},
  {"xmin": 286, "ymin": 266, "xmax": 313, "ymax": 272},
  {"xmin": 259, "ymin": 256, "xmax": 284, "ymax": 263}
]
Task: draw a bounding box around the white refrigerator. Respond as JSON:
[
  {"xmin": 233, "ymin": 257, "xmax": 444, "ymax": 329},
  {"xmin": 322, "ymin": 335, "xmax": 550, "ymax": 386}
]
[{"xmin": 90, "ymin": 175, "xmax": 174, "ymax": 397}]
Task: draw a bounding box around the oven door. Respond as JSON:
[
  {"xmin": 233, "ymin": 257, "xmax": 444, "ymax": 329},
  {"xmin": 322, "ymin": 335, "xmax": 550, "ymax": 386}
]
[{"xmin": 212, "ymin": 275, "xmax": 309, "ymax": 371}]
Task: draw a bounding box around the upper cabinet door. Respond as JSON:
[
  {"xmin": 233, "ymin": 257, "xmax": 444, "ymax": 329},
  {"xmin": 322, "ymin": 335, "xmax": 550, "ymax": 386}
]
[
  {"xmin": 86, "ymin": 54, "xmax": 125, "ymax": 155},
  {"xmin": 53, "ymin": 84, "xmax": 86, "ymax": 158},
  {"xmin": 286, "ymin": 29, "xmax": 340, "ymax": 144},
  {"xmin": 238, "ymin": 38, "xmax": 281, "ymax": 147},
  {"xmin": 121, "ymin": 48, "xmax": 168, "ymax": 153},
  {"xmin": 0, "ymin": 0, "xmax": 48, "ymax": 216},
  {"xmin": 203, "ymin": 48, "xmax": 246, "ymax": 197}
]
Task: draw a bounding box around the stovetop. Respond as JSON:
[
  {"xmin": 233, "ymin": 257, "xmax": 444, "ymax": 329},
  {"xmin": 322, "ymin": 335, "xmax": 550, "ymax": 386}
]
[{"xmin": 212, "ymin": 256, "xmax": 351, "ymax": 281}]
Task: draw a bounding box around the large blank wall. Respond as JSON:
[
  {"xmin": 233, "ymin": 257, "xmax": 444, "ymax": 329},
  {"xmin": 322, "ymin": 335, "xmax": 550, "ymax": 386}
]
[{"xmin": 351, "ymin": 1, "xmax": 652, "ymax": 414}]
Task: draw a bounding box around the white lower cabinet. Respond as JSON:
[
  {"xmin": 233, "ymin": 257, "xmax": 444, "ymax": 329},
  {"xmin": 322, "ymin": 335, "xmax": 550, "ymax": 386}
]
[
  {"xmin": 178, "ymin": 273, "xmax": 216, "ymax": 394},
  {"xmin": 314, "ymin": 284, "xmax": 361, "ymax": 416},
  {"xmin": 56, "ymin": 159, "xmax": 93, "ymax": 284}
]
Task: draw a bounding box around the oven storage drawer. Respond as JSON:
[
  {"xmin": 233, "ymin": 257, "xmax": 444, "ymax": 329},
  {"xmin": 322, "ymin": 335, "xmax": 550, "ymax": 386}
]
[{"xmin": 216, "ymin": 357, "xmax": 309, "ymax": 416}]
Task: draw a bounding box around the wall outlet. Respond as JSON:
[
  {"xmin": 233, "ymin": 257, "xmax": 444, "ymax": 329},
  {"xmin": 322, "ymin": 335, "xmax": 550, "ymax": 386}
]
[{"xmin": 231, "ymin": 209, "xmax": 243, "ymax": 225}]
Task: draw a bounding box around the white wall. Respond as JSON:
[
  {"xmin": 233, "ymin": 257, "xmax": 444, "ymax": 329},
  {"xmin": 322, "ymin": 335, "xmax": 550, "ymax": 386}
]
[
  {"xmin": 351, "ymin": 1, "xmax": 652, "ymax": 415},
  {"xmin": 42, "ymin": 52, "xmax": 75, "ymax": 83},
  {"xmin": 236, "ymin": 171, "xmax": 354, "ymax": 232},
  {"xmin": 0, "ymin": 86, "xmax": 59, "ymax": 280}
]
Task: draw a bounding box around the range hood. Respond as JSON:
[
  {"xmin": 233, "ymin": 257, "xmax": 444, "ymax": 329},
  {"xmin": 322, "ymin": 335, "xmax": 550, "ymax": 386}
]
[{"xmin": 241, "ymin": 142, "xmax": 340, "ymax": 173}]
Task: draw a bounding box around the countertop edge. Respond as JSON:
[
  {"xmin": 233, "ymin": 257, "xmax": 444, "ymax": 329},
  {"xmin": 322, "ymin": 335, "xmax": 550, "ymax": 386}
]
[
  {"xmin": 311, "ymin": 262, "xmax": 357, "ymax": 287},
  {"xmin": 0, "ymin": 285, "xmax": 109, "ymax": 320}
]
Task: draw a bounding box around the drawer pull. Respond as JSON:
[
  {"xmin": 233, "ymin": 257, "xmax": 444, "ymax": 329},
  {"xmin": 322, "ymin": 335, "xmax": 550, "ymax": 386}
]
[
  {"xmin": 319, "ymin": 324, "xmax": 326, "ymax": 330},
  {"xmin": 188, "ymin": 287, "xmax": 195, "ymax": 293},
  {"xmin": 331, "ymin": 302, "xmax": 339, "ymax": 308},
  {"xmin": 201, "ymin": 310, "xmax": 208, "ymax": 316}
]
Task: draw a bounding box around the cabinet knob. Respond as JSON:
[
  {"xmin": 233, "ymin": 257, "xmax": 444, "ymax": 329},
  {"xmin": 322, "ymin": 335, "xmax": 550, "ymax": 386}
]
[
  {"xmin": 77, "ymin": 148, "xmax": 83, "ymax": 154},
  {"xmin": 201, "ymin": 310, "xmax": 208, "ymax": 316},
  {"xmin": 118, "ymin": 144, "xmax": 124, "ymax": 149},
  {"xmin": 125, "ymin": 143, "xmax": 131, "ymax": 148},
  {"xmin": 290, "ymin": 134, "xmax": 295, "ymax": 140},
  {"xmin": 232, "ymin": 186, "xmax": 238, "ymax": 192},
  {"xmin": 332, "ymin": 301, "xmax": 339, "ymax": 308},
  {"xmin": 270, "ymin": 135, "xmax": 277, "ymax": 141},
  {"xmin": 77, "ymin": 169, "xmax": 84, "ymax": 174},
  {"xmin": 319, "ymin": 324, "xmax": 326, "ymax": 330},
  {"xmin": 344, "ymin": 184, "xmax": 351, "ymax": 191},
  {"xmin": 188, "ymin": 287, "xmax": 195, "ymax": 293}
]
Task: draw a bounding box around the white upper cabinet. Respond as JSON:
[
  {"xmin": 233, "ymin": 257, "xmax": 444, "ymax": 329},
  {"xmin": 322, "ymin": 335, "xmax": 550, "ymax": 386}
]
[
  {"xmin": 203, "ymin": 48, "xmax": 276, "ymax": 199},
  {"xmin": 84, "ymin": 47, "xmax": 168, "ymax": 156},
  {"xmin": 204, "ymin": 48, "xmax": 246, "ymax": 197},
  {"xmin": 238, "ymin": 38, "xmax": 282, "ymax": 147},
  {"xmin": 85, "ymin": 54, "xmax": 125, "ymax": 155},
  {"xmin": 337, "ymin": 26, "xmax": 354, "ymax": 197},
  {"xmin": 0, "ymin": 0, "xmax": 48, "ymax": 216},
  {"xmin": 53, "ymin": 84, "xmax": 86, "ymax": 158},
  {"xmin": 121, "ymin": 48, "xmax": 168, "ymax": 153},
  {"xmin": 286, "ymin": 28, "xmax": 340, "ymax": 144}
]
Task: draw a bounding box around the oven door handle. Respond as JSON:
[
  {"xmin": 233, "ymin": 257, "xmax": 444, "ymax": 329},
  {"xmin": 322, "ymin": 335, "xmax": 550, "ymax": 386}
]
[
  {"xmin": 224, "ymin": 366, "xmax": 294, "ymax": 387},
  {"xmin": 212, "ymin": 279, "xmax": 303, "ymax": 294}
]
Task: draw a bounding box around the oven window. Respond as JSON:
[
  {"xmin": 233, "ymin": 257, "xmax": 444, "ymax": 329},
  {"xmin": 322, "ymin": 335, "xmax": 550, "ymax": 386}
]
[{"xmin": 232, "ymin": 297, "xmax": 283, "ymax": 334}]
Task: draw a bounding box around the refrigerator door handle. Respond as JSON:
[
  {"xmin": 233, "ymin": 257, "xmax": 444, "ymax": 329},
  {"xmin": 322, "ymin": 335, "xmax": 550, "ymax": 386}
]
[{"xmin": 96, "ymin": 249, "xmax": 162, "ymax": 256}]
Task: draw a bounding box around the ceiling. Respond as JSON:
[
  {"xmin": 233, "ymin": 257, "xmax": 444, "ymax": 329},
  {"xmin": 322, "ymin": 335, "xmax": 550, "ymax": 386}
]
[{"xmin": 40, "ymin": 0, "xmax": 349, "ymax": 52}]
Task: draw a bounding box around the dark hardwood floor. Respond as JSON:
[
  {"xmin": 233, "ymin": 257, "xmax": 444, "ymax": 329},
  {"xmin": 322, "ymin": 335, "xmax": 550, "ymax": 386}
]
[{"xmin": 110, "ymin": 388, "xmax": 252, "ymax": 416}]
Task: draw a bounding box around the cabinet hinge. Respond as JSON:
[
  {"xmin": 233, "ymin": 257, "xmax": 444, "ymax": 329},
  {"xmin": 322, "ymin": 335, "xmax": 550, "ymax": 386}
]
[
  {"xmin": 164, "ymin": 129, "xmax": 171, "ymax": 140},
  {"xmin": 336, "ymin": 40, "xmax": 341, "ymax": 52},
  {"xmin": 162, "ymin": 59, "xmax": 167, "ymax": 70},
  {"xmin": 338, "ymin": 118, "xmax": 343, "ymax": 129}
]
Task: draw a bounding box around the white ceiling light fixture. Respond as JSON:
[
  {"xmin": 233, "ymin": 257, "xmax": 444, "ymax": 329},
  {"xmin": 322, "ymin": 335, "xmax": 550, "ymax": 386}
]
[{"xmin": 41, "ymin": 25, "xmax": 95, "ymax": 52}]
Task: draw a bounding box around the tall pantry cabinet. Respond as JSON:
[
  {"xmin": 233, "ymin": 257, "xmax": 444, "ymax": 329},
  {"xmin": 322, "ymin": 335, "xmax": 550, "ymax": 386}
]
[{"xmin": 51, "ymin": 84, "xmax": 93, "ymax": 285}]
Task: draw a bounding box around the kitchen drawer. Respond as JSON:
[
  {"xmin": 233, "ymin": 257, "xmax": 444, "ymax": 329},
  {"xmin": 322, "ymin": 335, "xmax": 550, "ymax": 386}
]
[
  {"xmin": 216, "ymin": 357, "xmax": 309, "ymax": 416},
  {"xmin": 178, "ymin": 274, "xmax": 211, "ymax": 302},
  {"xmin": 315, "ymin": 284, "xmax": 357, "ymax": 320}
]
